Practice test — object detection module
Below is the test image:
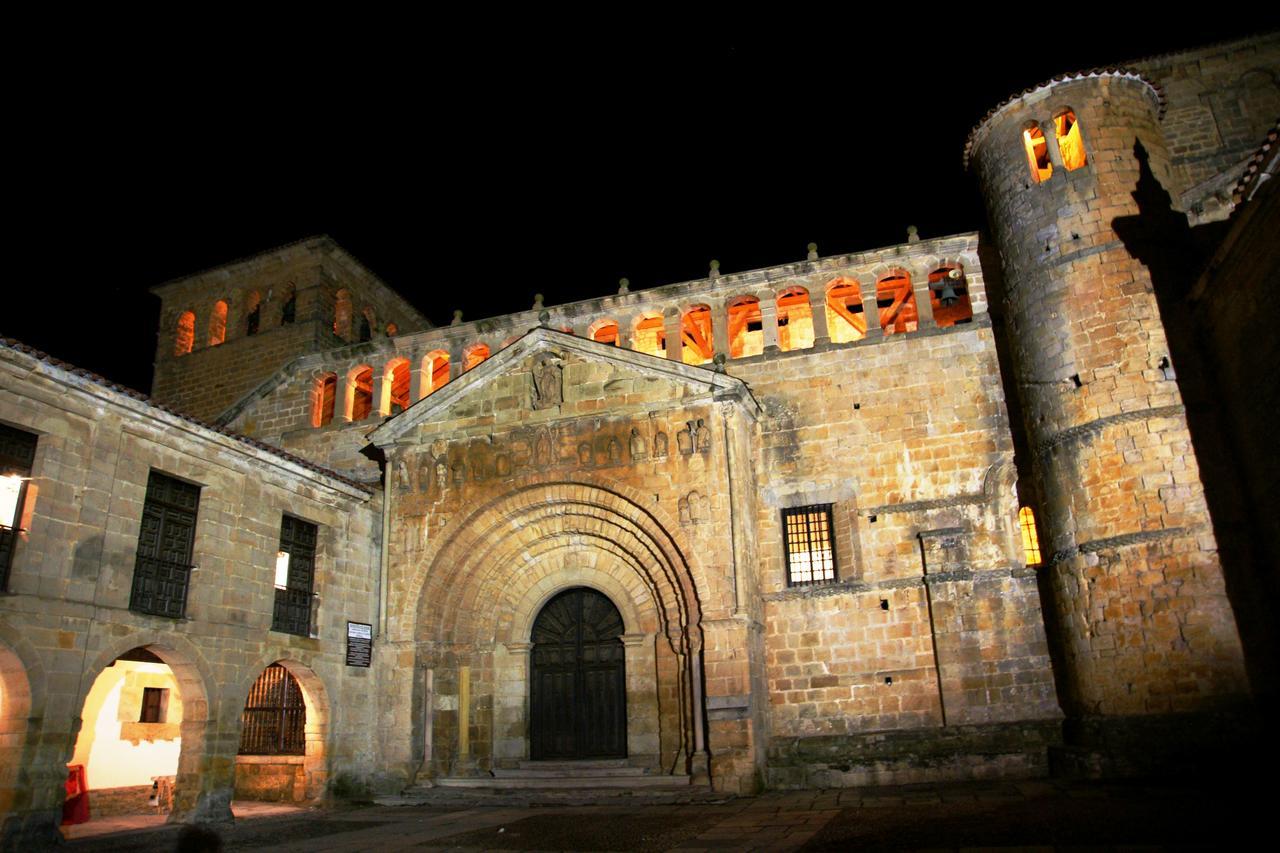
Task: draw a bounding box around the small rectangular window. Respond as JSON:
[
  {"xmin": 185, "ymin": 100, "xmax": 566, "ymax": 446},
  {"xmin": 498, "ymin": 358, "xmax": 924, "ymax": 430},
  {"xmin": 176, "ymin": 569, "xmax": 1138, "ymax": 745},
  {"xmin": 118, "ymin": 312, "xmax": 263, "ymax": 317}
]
[
  {"xmin": 782, "ymin": 504, "xmax": 837, "ymax": 586},
  {"xmin": 129, "ymin": 471, "xmax": 200, "ymax": 619},
  {"xmin": 140, "ymin": 687, "xmax": 168, "ymax": 723},
  {"xmin": 273, "ymin": 515, "xmax": 317, "ymax": 636},
  {"xmin": 0, "ymin": 423, "xmax": 38, "ymax": 591}
]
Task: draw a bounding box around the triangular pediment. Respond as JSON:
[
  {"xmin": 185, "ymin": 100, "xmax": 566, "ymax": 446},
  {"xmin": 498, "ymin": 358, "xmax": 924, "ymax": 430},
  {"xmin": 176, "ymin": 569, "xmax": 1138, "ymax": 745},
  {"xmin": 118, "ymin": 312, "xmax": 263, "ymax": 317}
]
[{"xmin": 369, "ymin": 327, "xmax": 758, "ymax": 447}]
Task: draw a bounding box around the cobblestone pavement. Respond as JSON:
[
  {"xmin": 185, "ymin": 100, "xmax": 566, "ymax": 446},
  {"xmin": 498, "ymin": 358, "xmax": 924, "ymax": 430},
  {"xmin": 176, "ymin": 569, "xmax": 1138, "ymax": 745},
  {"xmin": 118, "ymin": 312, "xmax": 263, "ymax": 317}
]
[{"xmin": 58, "ymin": 777, "xmax": 1265, "ymax": 852}]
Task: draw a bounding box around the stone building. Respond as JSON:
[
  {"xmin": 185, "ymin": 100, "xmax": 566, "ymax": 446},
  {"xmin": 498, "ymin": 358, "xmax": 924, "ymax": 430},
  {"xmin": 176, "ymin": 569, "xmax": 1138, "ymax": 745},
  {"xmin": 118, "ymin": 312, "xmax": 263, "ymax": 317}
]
[{"xmin": 1, "ymin": 32, "xmax": 1276, "ymax": 849}]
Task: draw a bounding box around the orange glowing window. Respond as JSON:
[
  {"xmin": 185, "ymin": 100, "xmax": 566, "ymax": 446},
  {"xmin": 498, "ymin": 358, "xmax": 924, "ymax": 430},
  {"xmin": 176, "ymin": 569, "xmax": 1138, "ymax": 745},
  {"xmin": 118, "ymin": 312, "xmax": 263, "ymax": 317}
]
[
  {"xmin": 825, "ymin": 279, "xmax": 865, "ymax": 344},
  {"xmin": 385, "ymin": 358, "xmax": 411, "ymax": 415},
  {"xmin": 634, "ymin": 314, "xmax": 666, "ymax": 358},
  {"xmin": 727, "ymin": 296, "xmax": 763, "ymax": 358},
  {"xmin": 333, "ymin": 290, "xmax": 352, "ymax": 339},
  {"xmin": 209, "ymin": 300, "xmax": 228, "ymax": 346},
  {"xmin": 312, "ymin": 373, "xmax": 336, "ymax": 427},
  {"xmin": 463, "ymin": 343, "xmax": 489, "ymax": 371},
  {"xmin": 1054, "ymin": 109, "xmax": 1086, "ymax": 171},
  {"xmin": 927, "ymin": 266, "xmax": 973, "ymax": 328},
  {"xmin": 423, "ymin": 350, "xmax": 450, "ymax": 397},
  {"xmin": 590, "ymin": 319, "xmax": 620, "ymax": 346},
  {"xmin": 876, "ymin": 273, "xmax": 917, "ymax": 335},
  {"xmin": 776, "ymin": 288, "xmax": 814, "ymax": 352},
  {"xmin": 175, "ymin": 311, "xmax": 195, "ymax": 356},
  {"xmin": 681, "ymin": 305, "xmax": 714, "ymax": 365},
  {"xmin": 1023, "ymin": 122, "xmax": 1052, "ymax": 183},
  {"xmin": 347, "ymin": 366, "xmax": 373, "ymax": 421},
  {"xmin": 1019, "ymin": 507, "xmax": 1042, "ymax": 566}
]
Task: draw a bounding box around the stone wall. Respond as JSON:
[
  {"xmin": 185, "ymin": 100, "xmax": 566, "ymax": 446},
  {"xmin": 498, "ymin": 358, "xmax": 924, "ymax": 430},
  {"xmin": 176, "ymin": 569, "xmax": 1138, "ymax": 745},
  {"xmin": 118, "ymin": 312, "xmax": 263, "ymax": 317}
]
[{"xmin": 0, "ymin": 342, "xmax": 383, "ymax": 848}]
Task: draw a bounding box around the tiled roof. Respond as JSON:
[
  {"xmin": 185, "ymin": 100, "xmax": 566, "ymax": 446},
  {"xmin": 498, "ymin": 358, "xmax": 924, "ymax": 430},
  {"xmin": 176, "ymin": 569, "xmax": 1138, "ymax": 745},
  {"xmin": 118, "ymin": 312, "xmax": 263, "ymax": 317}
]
[{"xmin": 0, "ymin": 336, "xmax": 376, "ymax": 494}]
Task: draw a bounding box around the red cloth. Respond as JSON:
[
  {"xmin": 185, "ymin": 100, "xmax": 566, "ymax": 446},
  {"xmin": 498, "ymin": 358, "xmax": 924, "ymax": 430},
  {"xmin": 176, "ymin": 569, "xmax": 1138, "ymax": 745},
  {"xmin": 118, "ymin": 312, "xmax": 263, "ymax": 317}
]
[{"xmin": 61, "ymin": 764, "xmax": 90, "ymax": 825}]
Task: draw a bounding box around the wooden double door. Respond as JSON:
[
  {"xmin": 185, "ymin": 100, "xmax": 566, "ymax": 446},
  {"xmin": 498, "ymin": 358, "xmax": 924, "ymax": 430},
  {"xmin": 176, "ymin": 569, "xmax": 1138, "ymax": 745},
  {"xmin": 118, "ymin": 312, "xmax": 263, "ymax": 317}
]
[{"xmin": 530, "ymin": 587, "xmax": 627, "ymax": 760}]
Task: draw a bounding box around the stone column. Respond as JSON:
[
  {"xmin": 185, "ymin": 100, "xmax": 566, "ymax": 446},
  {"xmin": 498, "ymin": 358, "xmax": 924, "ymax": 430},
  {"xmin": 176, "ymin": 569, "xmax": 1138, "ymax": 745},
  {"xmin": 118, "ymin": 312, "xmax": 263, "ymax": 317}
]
[
  {"xmin": 759, "ymin": 295, "xmax": 780, "ymax": 352},
  {"xmin": 409, "ymin": 355, "xmax": 427, "ymax": 401},
  {"xmin": 912, "ymin": 273, "xmax": 936, "ymax": 330},
  {"xmin": 664, "ymin": 311, "xmax": 683, "ymax": 362},
  {"xmin": 809, "ymin": 287, "xmax": 831, "ymax": 346},
  {"xmin": 712, "ymin": 299, "xmax": 730, "ymax": 358},
  {"xmin": 449, "ymin": 340, "xmax": 465, "ymax": 381},
  {"xmin": 371, "ymin": 370, "xmax": 391, "ymax": 417},
  {"xmin": 858, "ymin": 276, "xmax": 883, "ymax": 340}
]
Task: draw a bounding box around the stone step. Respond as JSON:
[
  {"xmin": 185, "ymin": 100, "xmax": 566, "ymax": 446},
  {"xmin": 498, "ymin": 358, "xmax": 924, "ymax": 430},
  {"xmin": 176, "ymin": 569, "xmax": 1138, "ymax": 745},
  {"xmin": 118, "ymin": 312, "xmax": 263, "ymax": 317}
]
[
  {"xmin": 379, "ymin": 780, "xmax": 728, "ymax": 808},
  {"xmin": 515, "ymin": 758, "xmax": 632, "ymax": 772},
  {"xmin": 435, "ymin": 773, "xmax": 690, "ymax": 789},
  {"xmin": 495, "ymin": 764, "xmax": 647, "ymax": 779}
]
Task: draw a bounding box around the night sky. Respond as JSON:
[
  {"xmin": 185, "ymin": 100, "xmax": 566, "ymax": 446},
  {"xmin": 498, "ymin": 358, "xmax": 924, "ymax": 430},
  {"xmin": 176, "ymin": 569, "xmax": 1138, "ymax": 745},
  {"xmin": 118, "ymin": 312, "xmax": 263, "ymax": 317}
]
[{"xmin": 7, "ymin": 16, "xmax": 1274, "ymax": 395}]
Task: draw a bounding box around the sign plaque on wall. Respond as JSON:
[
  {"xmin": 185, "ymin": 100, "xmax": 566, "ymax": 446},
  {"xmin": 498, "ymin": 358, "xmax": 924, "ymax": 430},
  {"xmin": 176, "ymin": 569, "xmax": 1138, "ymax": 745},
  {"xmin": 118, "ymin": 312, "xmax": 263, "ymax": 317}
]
[{"xmin": 346, "ymin": 621, "xmax": 373, "ymax": 667}]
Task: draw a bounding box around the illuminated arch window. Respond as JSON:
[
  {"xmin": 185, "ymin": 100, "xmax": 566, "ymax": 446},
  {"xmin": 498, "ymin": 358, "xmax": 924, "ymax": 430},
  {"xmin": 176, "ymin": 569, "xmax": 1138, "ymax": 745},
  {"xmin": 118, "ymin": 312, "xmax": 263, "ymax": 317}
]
[
  {"xmin": 209, "ymin": 300, "xmax": 228, "ymax": 346},
  {"xmin": 825, "ymin": 278, "xmax": 865, "ymax": 343},
  {"xmin": 928, "ymin": 265, "xmax": 974, "ymax": 328},
  {"xmin": 1023, "ymin": 121, "xmax": 1052, "ymax": 183},
  {"xmin": 346, "ymin": 366, "xmax": 373, "ymax": 421},
  {"xmin": 1019, "ymin": 507, "xmax": 1042, "ymax": 566},
  {"xmin": 633, "ymin": 314, "xmax": 666, "ymax": 358},
  {"xmin": 1054, "ymin": 109, "xmax": 1087, "ymax": 171},
  {"xmin": 421, "ymin": 350, "xmax": 450, "ymax": 398},
  {"xmin": 384, "ymin": 358, "xmax": 411, "ymax": 415},
  {"xmin": 589, "ymin": 319, "xmax": 620, "ymax": 346},
  {"xmin": 312, "ymin": 373, "xmax": 336, "ymax": 428},
  {"xmin": 174, "ymin": 311, "xmax": 195, "ymax": 356},
  {"xmin": 876, "ymin": 272, "xmax": 917, "ymax": 335},
  {"xmin": 463, "ymin": 343, "xmax": 490, "ymax": 371},
  {"xmin": 245, "ymin": 291, "xmax": 262, "ymax": 336},
  {"xmin": 776, "ymin": 287, "xmax": 814, "ymax": 352},
  {"xmin": 681, "ymin": 305, "xmax": 714, "ymax": 365},
  {"xmin": 727, "ymin": 296, "xmax": 763, "ymax": 358},
  {"xmin": 333, "ymin": 290, "xmax": 352, "ymax": 339}
]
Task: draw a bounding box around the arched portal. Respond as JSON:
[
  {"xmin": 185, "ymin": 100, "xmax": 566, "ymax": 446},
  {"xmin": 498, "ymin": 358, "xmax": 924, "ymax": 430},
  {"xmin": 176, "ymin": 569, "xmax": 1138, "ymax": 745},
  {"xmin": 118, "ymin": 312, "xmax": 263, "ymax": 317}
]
[
  {"xmin": 530, "ymin": 587, "xmax": 626, "ymax": 760},
  {"xmin": 234, "ymin": 660, "xmax": 328, "ymax": 803}
]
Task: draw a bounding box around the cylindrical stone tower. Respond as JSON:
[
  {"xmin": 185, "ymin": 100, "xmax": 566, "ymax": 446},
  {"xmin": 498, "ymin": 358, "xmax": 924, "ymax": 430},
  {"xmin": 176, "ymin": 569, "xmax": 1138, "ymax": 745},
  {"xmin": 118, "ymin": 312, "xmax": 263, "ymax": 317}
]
[{"xmin": 967, "ymin": 73, "xmax": 1249, "ymax": 750}]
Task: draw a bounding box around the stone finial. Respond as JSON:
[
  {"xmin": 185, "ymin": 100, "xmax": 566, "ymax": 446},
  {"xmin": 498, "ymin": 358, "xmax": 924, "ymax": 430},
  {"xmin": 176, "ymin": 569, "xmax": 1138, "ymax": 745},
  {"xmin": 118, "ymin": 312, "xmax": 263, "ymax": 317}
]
[
  {"xmin": 532, "ymin": 293, "xmax": 544, "ymax": 310},
  {"xmin": 618, "ymin": 277, "xmax": 630, "ymax": 295},
  {"xmin": 807, "ymin": 242, "xmax": 819, "ymax": 261},
  {"xmin": 451, "ymin": 309, "xmax": 463, "ymax": 325},
  {"xmin": 907, "ymin": 225, "xmax": 920, "ymax": 243},
  {"xmin": 709, "ymin": 260, "xmax": 721, "ymax": 279},
  {"xmin": 713, "ymin": 352, "xmax": 727, "ymax": 374}
]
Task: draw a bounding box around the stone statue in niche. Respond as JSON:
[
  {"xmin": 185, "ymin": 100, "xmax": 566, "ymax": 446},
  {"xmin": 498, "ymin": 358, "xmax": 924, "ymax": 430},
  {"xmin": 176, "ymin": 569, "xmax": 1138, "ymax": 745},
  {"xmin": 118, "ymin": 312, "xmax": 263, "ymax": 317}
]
[
  {"xmin": 677, "ymin": 422, "xmax": 695, "ymax": 455},
  {"xmin": 535, "ymin": 431, "xmax": 553, "ymax": 467},
  {"xmin": 577, "ymin": 442, "xmax": 592, "ymax": 466},
  {"xmin": 695, "ymin": 419, "xmax": 711, "ymax": 452},
  {"xmin": 396, "ymin": 459, "xmax": 411, "ymax": 493},
  {"xmin": 495, "ymin": 453, "xmax": 512, "ymax": 477},
  {"xmin": 451, "ymin": 461, "xmax": 465, "ymax": 485},
  {"xmin": 630, "ymin": 428, "xmax": 646, "ymax": 461},
  {"xmin": 531, "ymin": 353, "xmax": 563, "ymax": 409},
  {"xmin": 654, "ymin": 430, "xmax": 669, "ymax": 458},
  {"xmin": 679, "ymin": 495, "xmax": 691, "ymax": 525},
  {"xmin": 434, "ymin": 456, "xmax": 448, "ymax": 491},
  {"xmin": 608, "ymin": 437, "xmax": 623, "ymax": 464},
  {"xmin": 690, "ymin": 491, "xmax": 708, "ymax": 523}
]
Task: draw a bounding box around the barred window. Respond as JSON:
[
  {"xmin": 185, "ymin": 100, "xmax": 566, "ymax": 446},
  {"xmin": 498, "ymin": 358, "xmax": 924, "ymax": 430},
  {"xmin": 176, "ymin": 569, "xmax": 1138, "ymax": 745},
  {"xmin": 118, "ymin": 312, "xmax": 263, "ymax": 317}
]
[
  {"xmin": 273, "ymin": 515, "xmax": 317, "ymax": 636},
  {"xmin": 782, "ymin": 504, "xmax": 837, "ymax": 586},
  {"xmin": 238, "ymin": 664, "xmax": 306, "ymax": 755}
]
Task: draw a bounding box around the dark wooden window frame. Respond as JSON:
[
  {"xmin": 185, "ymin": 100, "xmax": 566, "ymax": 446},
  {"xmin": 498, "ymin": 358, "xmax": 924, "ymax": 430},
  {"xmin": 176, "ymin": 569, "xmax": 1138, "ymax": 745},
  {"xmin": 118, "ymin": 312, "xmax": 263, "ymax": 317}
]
[
  {"xmin": 238, "ymin": 663, "xmax": 306, "ymax": 756},
  {"xmin": 0, "ymin": 423, "xmax": 38, "ymax": 592},
  {"xmin": 129, "ymin": 471, "xmax": 200, "ymax": 619},
  {"xmin": 782, "ymin": 504, "xmax": 838, "ymax": 586},
  {"xmin": 140, "ymin": 687, "xmax": 168, "ymax": 723},
  {"xmin": 273, "ymin": 515, "xmax": 317, "ymax": 637}
]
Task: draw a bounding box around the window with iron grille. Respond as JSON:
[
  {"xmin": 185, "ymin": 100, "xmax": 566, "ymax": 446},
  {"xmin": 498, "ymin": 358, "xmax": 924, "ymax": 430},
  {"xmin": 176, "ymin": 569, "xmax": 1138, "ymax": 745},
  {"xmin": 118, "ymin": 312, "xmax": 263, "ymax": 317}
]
[
  {"xmin": 238, "ymin": 664, "xmax": 306, "ymax": 755},
  {"xmin": 273, "ymin": 515, "xmax": 317, "ymax": 636},
  {"xmin": 129, "ymin": 471, "xmax": 200, "ymax": 618},
  {"xmin": 782, "ymin": 504, "xmax": 837, "ymax": 586},
  {"xmin": 0, "ymin": 423, "xmax": 37, "ymax": 592}
]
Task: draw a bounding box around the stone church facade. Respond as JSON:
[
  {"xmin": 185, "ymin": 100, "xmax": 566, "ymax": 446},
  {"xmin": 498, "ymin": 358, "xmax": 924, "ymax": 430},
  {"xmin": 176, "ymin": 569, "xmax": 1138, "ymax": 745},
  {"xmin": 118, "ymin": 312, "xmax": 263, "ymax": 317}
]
[{"xmin": 1, "ymin": 33, "xmax": 1276, "ymax": 847}]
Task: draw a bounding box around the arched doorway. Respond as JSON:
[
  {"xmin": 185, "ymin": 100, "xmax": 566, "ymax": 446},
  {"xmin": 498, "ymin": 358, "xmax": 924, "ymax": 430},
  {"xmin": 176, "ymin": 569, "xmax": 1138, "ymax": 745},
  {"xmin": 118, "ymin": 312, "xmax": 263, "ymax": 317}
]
[
  {"xmin": 234, "ymin": 660, "xmax": 328, "ymax": 803},
  {"xmin": 530, "ymin": 587, "xmax": 626, "ymax": 760}
]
